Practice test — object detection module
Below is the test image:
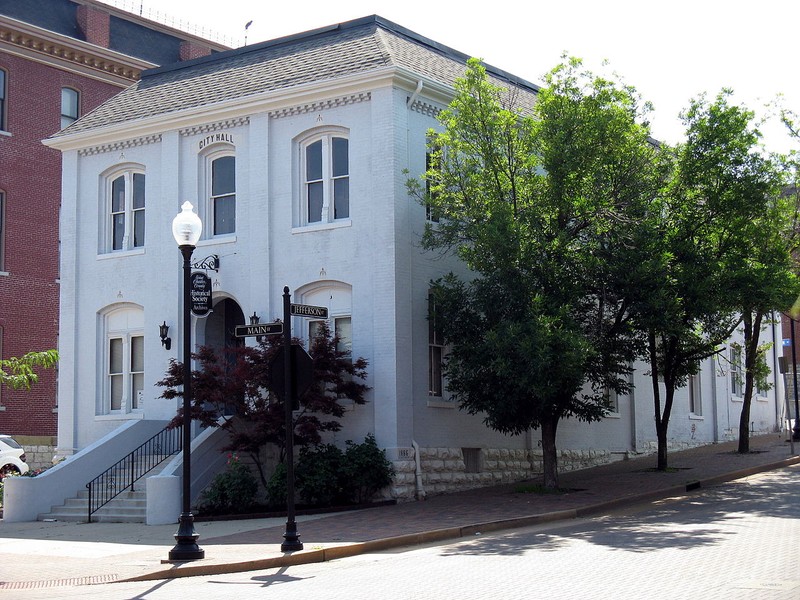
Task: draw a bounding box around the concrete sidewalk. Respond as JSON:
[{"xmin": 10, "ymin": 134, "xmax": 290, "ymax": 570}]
[{"xmin": 1, "ymin": 434, "xmax": 799, "ymax": 590}]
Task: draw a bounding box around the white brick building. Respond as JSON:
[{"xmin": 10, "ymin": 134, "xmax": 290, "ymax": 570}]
[{"xmin": 7, "ymin": 16, "xmax": 786, "ymax": 520}]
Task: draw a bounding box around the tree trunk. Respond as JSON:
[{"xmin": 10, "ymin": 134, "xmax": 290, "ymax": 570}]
[
  {"xmin": 656, "ymin": 420, "xmax": 669, "ymax": 471},
  {"xmin": 540, "ymin": 416, "xmax": 559, "ymax": 489},
  {"xmin": 738, "ymin": 311, "xmax": 762, "ymax": 454}
]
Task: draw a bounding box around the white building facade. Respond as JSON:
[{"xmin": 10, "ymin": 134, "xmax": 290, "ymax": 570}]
[{"xmin": 25, "ymin": 16, "xmax": 787, "ymax": 514}]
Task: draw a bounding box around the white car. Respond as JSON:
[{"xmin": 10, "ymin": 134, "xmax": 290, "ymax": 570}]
[{"xmin": 0, "ymin": 435, "xmax": 29, "ymax": 479}]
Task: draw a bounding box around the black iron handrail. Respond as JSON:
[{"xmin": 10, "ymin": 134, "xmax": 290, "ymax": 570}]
[{"xmin": 86, "ymin": 426, "xmax": 182, "ymax": 522}]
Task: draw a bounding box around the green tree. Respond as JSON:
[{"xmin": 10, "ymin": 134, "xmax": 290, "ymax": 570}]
[
  {"xmin": 733, "ymin": 175, "xmax": 799, "ymax": 453},
  {"xmin": 157, "ymin": 321, "xmax": 369, "ymax": 488},
  {"xmin": 630, "ymin": 91, "xmax": 793, "ymax": 468},
  {"xmin": 0, "ymin": 350, "xmax": 58, "ymax": 390},
  {"xmin": 414, "ymin": 58, "xmax": 659, "ymax": 488}
]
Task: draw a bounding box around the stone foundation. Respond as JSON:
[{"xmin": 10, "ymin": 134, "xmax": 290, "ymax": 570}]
[
  {"xmin": 12, "ymin": 436, "xmax": 57, "ymax": 471},
  {"xmin": 391, "ymin": 445, "xmax": 615, "ymax": 501}
]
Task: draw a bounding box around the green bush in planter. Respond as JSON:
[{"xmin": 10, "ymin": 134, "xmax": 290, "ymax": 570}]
[
  {"xmin": 342, "ymin": 434, "xmax": 395, "ymax": 504},
  {"xmin": 198, "ymin": 454, "xmax": 259, "ymax": 515}
]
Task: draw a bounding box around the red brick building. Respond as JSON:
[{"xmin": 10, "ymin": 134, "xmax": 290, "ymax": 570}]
[{"xmin": 0, "ymin": 0, "xmax": 227, "ymax": 463}]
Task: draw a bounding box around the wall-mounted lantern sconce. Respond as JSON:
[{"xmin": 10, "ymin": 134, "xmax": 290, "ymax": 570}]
[
  {"xmin": 159, "ymin": 321, "xmax": 171, "ymax": 350},
  {"xmin": 250, "ymin": 312, "xmax": 264, "ymax": 342}
]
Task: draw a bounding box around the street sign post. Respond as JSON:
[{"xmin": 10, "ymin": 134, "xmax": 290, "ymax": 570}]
[{"xmin": 234, "ymin": 322, "xmax": 283, "ymax": 338}]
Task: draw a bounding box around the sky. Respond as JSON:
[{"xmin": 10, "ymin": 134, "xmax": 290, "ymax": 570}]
[{"xmin": 101, "ymin": 0, "xmax": 798, "ymax": 153}]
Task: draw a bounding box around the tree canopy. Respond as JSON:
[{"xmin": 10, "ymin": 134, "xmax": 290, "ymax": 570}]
[
  {"xmin": 414, "ymin": 58, "xmax": 659, "ymax": 488},
  {"xmin": 0, "ymin": 349, "xmax": 58, "ymax": 390},
  {"xmin": 157, "ymin": 321, "xmax": 369, "ymax": 488}
]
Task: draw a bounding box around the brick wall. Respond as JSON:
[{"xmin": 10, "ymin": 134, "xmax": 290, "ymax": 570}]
[{"xmin": 0, "ymin": 51, "xmax": 122, "ymax": 437}]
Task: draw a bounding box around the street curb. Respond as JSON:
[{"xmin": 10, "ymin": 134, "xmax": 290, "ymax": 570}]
[{"xmin": 117, "ymin": 457, "xmax": 800, "ymax": 584}]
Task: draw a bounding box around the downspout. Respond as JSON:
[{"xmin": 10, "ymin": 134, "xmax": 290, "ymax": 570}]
[
  {"xmin": 411, "ymin": 440, "xmax": 426, "ymax": 500},
  {"xmin": 407, "ymin": 80, "xmax": 424, "ymax": 108}
]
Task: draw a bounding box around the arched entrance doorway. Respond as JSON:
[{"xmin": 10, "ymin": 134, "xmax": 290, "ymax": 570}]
[
  {"xmin": 202, "ymin": 297, "xmax": 245, "ymax": 416},
  {"xmin": 203, "ymin": 297, "xmax": 245, "ymax": 356}
]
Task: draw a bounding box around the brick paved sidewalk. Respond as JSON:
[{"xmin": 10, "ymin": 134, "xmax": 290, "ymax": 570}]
[{"xmin": 0, "ymin": 434, "xmax": 798, "ymax": 589}]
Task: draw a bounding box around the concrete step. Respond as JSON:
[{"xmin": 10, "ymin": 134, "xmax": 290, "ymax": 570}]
[{"xmin": 38, "ymin": 482, "xmax": 152, "ymax": 523}]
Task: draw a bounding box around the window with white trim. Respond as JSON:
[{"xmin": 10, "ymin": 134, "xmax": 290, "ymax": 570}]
[
  {"xmin": 60, "ymin": 87, "xmax": 79, "ymax": 129},
  {"xmin": 428, "ymin": 291, "xmax": 444, "ymax": 397},
  {"xmin": 689, "ymin": 370, "xmax": 702, "ymax": 415},
  {"xmin": 210, "ymin": 154, "xmax": 235, "ymax": 235},
  {"xmin": 0, "ymin": 190, "xmax": 5, "ymax": 271},
  {"xmin": 310, "ymin": 316, "xmax": 352, "ymax": 356},
  {"xmin": 105, "ymin": 168, "xmax": 145, "ymax": 252},
  {"xmin": 604, "ymin": 387, "xmax": 619, "ymax": 414},
  {"xmin": 730, "ymin": 346, "xmax": 742, "ymax": 397},
  {"xmin": 102, "ymin": 306, "xmax": 144, "ymax": 414},
  {"xmin": 300, "ymin": 131, "xmax": 349, "ymax": 225}
]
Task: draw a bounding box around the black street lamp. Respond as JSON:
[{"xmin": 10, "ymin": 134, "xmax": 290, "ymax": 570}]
[{"xmin": 169, "ymin": 201, "xmax": 205, "ymax": 561}]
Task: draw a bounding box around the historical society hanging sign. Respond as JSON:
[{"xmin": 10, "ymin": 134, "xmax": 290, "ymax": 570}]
[{"xmin": 190, "ymin": 272, "xmax": 212, "ymax": 317}]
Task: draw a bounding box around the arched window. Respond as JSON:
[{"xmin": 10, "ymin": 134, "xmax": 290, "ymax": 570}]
[
  {"xmin": 210, "ymin": 154, "xmax": 236, "ymax": 235},
  {"xmin": 103, "ymin": 166, "xmax": 145, "ymax": 253},
  {"xmin": 101, "ymin": 305, "xmax": 144, "ymax": 414},
  {"xmin": 296, "ymin": 281, "xmax": 352, "ymax": 354},
  {"xmin": 60, "ymin": 87, "xmax": 79, "ymax": 129},
  {"xmin": 200, "ymin": 145, "xmax": 236, "ymax": 237},
  {"xmin": 297, "ymin": 129, "xmax": 349, "ymax": 226}
]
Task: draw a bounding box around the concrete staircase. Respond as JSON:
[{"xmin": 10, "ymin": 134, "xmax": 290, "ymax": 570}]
[
  {"xmin": 37, "ymin": 461, "xmax": 172, "ymax": 523},
  {"xmin": 38, "ymin": 488, "xmax": 148, "ymax": 523}
]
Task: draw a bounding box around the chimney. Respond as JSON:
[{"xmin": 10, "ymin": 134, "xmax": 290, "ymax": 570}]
[
  {"xmin": 180, "ymin": 41, "xmax": 212, "ymax": 61},
  {"xmin": 76, "ymin": 4, "xmax": 111, "ymax": 48}
]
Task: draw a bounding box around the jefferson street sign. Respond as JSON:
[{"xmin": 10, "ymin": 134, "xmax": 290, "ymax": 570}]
[
  {"xmin": 234, "ymin": 322, "xmax": 283, "ymax": 338},
  {"xmin": 290, "ymin": 303, "xmax": 329, "ymax": 319}
]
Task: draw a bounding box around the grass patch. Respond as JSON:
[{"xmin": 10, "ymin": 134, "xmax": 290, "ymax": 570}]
[{"xmin": 514, "ymin": 483, "xmax": 569, "ymax": 495}]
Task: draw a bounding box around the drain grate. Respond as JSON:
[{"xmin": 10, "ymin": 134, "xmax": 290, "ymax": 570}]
[{"xmin": 0, "ymin": 574, "xmax": 119, "ymax": 589}]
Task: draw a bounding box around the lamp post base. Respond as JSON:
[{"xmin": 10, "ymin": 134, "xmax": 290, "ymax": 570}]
[
  {"xmin": 281, "ymin": 524, "xmax": 303, "ymax": 552},
  {"xmin": 168, "ymin": 512, "xmax": 204, "ymax": 561}
]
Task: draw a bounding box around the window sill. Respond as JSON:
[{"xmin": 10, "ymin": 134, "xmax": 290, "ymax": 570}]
[
  {"xmin": 198, "ymin": 235, "xmax": 237, "ymax": 246},
  {"xmin": 0, "ymin": 271, "xmax": 8, "ymax": 277},
  {"xmin": 756, "ymin": 396, "xmax": 769, "ymax": 402},
  {"xmin": 689, "ymin": 413, "xmax": 704, "ymax": 420},
  {"xmin": 0, "ymin": 130, "xmax": 11, "ymax": 138},
  {"xmin": 604, "ymin": 412, "xmax": 621, "ymax": 419},
  {"xmin": 0, "ymin": 405, "xmax": 6, "ymax": 411},
  {"xmin": 97, "ymin": 248, "xmax": 146, "ymax": 260},
  {"xmin": 292, "ymin": 219, "xmax": 352, "ymax": 235},
  {"xmin": 426, "ymin": 398, "xmax": 455, "ymax": 409},
  {"xmin": 731, "ymin": 395, "xmax": 744, "ymax": 403},
  {"xmin": 95, "ymin": 412, "xmax": 145, "ymax": 421}
]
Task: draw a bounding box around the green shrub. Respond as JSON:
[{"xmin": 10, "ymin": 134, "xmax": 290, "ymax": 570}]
[
  {"xmin": 265, "ymin": 435, "xmax": 396, "ymax": 509},
  {"xmin": 198, "ymin": 453, "xmax": 259, "ymax": 515},
  {"xmin": 266, "ymin": 462, "xmax": 287, "ymax": 508},
  {"xmin": 342, "ymin": 434, "xmax": 395, "ymax": 504},
  {"xmin": 296, "ymin": 444, "xmax": 346, "ymax": 507}
]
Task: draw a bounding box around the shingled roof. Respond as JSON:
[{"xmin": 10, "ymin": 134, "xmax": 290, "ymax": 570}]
[{"xmin": 52, "ymin": 15, "xmax": 539, "ymax": 138}]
